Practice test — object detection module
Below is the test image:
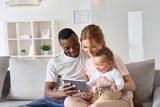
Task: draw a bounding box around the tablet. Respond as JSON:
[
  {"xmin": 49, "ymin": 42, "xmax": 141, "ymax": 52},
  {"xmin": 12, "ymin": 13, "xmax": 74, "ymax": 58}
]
[{"xmin": 63, "ymin": 79, "xmax": 90, "ymax": 93}]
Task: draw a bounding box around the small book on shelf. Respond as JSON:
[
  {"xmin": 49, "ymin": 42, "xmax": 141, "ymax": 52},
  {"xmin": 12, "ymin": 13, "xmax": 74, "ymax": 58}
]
[{"xmin": 41, "ymin": 29, "xmax": 50, "ymax": 38}]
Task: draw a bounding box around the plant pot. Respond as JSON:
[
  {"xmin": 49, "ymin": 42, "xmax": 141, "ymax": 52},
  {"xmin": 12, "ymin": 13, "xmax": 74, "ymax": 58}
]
[
  {"xmin": 21, "ymin": 52, "xmax": 26, "ymax": 55},
  {"xmin": 43, "ymin": 51, "xmax": 49, "ymax": 56}
]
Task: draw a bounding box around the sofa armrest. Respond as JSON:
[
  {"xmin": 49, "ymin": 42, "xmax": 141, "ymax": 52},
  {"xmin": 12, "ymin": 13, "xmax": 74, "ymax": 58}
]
[
  {"xmin": 154, "ymin": 70, "xmax": 160, "ymax": 89},
  {"xmin": 152, "ymin": 87, "xmax": 160, "ymax": 107}
]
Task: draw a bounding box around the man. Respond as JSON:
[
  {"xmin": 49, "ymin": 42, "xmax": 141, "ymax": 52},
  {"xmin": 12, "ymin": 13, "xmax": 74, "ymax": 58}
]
[{"xmin": 19, "ymin": 28, "xmax": 88, "ymax": 107}]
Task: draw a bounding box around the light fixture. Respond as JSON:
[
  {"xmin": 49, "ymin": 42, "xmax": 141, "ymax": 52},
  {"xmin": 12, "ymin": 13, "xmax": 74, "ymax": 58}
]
[{"xmin": 4, "ymin": 0, "xmax": 43, "ymax": 7}]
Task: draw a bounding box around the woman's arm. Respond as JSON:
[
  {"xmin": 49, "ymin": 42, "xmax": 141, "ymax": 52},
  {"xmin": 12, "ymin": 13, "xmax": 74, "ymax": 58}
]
[
  {"xmin": 113, "ymin": 54, "xmax": 135, "ymax": 91},
  {"xmin": 113, "ymin": 54, "xmax": 143, "ymax": 106},
  {"xmin": 122, "ymin": 74, "xmax": 135, "ymax": 91}
]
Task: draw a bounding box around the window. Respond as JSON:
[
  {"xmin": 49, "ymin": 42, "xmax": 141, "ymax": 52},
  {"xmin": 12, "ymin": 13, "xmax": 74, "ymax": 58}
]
[{"xmin": 128, "ymin": 11, "xmax": 144, "ymax": 62}]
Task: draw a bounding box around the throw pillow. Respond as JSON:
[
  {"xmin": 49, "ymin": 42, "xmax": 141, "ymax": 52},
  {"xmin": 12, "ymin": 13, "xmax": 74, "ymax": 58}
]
[
  {"xmin": 7, "ymin": 58, "xmax": 48, "ymax": 100},
  {"xmin": 0, "ymin": 56, "xmax": 10, "ymax": 101},
  {"xmin": 126, "ymin": 59, "xmax": 155, "ymax": 102}
]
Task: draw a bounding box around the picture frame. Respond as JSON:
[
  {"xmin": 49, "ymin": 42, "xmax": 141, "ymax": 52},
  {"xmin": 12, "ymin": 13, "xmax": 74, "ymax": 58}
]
[
  {"xmin": 74, "ymin": 10, "xmax": 90, "ymax": 24},
  {"xmin": 41, "ymin": 29, "xmax": 50, "ymax": 38}
]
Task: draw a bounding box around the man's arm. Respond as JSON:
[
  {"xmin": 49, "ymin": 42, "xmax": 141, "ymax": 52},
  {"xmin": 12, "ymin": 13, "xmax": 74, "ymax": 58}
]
[{"xmin": 45, "ymin": 82, "xmax": 66, "ymax": 99}]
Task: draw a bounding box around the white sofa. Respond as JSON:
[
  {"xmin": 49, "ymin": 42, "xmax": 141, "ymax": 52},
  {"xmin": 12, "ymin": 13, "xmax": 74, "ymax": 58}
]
[{"xmin": 0, "ymin": 56, "xmax": 160, "ymax": 107}]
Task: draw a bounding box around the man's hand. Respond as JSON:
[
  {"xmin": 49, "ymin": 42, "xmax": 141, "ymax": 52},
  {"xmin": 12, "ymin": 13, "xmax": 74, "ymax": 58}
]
[{"xmin": 62, "ymin": 83, "xmax": 79, "ymax": 96}]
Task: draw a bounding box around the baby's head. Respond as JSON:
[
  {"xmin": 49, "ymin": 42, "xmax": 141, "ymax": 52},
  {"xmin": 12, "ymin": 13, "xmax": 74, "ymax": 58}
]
[{"xmin": 93, "ymin": 47, "xmax": 114, "ymax": 73}]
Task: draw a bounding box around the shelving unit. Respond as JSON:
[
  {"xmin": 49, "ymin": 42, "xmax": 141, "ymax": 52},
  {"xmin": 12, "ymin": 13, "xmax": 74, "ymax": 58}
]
[{"xmin": 5, "ymin": 20, "xmax": 59, "ymax": 59}]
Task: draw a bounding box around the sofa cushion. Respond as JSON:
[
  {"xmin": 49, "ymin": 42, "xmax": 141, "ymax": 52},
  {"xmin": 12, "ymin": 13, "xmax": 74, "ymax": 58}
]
[
  {"xmin": 7, "ymin": 58, "xmax": 48, "ymax": 100},
  {"xmin": 126, "ymin": 59, "xmax": 155, "ymax": 102},
  {"xmin": 0, "ymin": 56, "xmax": 10, "ymax": 101}
]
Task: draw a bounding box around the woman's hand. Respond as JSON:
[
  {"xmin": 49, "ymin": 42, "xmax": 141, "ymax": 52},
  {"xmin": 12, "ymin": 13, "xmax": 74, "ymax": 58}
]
[
  {"xmin": 62, "ymin": 83, "xmax": 79, "ymax": 96},
  {"xmin": 81, "ymin": 92, "xmax": 93, "ymax": 101}
]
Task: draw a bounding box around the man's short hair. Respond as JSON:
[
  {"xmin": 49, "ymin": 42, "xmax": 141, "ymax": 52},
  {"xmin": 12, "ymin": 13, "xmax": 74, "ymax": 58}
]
[{"xmin": 58, "ymin": 28, "xmax": 77, "ymax": 41}]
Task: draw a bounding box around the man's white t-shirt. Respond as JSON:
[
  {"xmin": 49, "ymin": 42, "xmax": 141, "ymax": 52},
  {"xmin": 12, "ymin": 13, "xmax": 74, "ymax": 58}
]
[{"xmin": 45, "ymin": 49, "xmax": 88, "ymax": 90}]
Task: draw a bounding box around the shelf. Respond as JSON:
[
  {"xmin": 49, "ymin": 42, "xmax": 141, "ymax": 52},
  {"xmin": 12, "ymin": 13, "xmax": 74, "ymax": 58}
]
[{"xmin": 6, "ymin": 20, "xmax": 58, "ymax": 59}]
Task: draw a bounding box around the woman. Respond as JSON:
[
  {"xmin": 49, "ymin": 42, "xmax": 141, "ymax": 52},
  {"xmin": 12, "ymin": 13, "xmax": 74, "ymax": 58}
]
[{"xmin": 64, "ymin": 24, "xmax": 136, "ymax": 107}]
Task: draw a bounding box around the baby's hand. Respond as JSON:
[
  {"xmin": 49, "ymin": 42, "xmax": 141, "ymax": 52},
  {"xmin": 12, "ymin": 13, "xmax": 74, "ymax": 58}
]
[
  {"xmin": 96, "ymin": 76, "xmax": 114, "ymax": 87},
  {"xmin": 96, "ymin": 76, "xmax": 108, "ymax": 87},
  {"xmin": 111, "ymin": 83, "xmax": 117, "ymax": 92}
]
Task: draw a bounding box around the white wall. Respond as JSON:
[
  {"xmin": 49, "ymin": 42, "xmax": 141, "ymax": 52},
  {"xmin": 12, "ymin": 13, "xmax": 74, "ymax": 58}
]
[
  {"xmin": 91, "ymin": 0, "xmax": 160, "ymax": 64},
  {"xmin": 0, "ymin": 0, "xmax": 91, "ymax": 55},
  {"xmin": 91, "ymin": 0, "xmax": 129, "ymax": 61},
  {"xmin": 1, "ymin": 0, "xmax": 160, "ymax": 68}
]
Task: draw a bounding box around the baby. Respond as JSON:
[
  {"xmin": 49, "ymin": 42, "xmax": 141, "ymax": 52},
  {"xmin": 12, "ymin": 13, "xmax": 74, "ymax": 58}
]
[{"xmin": 87, "ymin": 47, "xmax": 124, "ymax": 102}]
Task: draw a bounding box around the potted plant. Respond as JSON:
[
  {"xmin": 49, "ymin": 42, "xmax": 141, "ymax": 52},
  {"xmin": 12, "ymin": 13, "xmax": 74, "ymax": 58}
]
[
  {"xmin": 41, "ymin": 43, "xmax": 51, "ymax": 55},
  {"xmin": 21, "ymin": 49, "xmax": 26, "ymax": 55}
]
